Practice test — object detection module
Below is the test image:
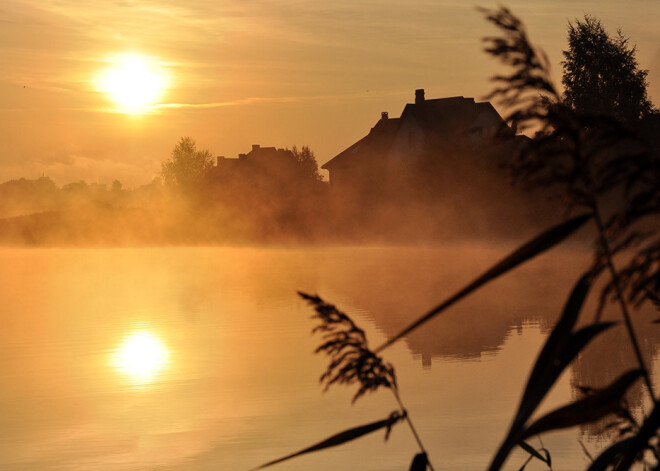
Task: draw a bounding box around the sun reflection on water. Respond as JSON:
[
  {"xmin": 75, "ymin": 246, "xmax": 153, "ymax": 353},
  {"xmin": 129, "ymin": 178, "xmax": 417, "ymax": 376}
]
[{"xmin": 112, "ymin": 330, "xmax": 170, "ymax": 385}]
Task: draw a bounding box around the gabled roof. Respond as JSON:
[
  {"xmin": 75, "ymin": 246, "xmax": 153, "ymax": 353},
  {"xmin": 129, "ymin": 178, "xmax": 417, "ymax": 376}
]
[
  {"xmin": 322, "ymin": 94, "xmax": 507, "ymax": 170},
  {"xmin": 323, "ymin": 117, "xmax": 401, "ymax": 170},
  {"xmin": 399, "ymin": 97, "xmax": 502, "ymax": 138}
]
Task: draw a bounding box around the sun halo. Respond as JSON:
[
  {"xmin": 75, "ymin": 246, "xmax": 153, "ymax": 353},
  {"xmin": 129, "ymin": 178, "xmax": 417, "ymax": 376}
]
[{"xmin": 96, "ymin": 53, "xmax": 169, "ymax": 114}]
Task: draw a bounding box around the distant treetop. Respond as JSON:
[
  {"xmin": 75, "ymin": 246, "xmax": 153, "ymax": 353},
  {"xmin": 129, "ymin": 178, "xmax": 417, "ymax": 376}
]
[
  {"xmin": 562, "ymin": 15, "xmax": 655, "ymax": 125},
  {"xmin": 161, "ymin": 137, "xmax": 214, "ymax": 191}
]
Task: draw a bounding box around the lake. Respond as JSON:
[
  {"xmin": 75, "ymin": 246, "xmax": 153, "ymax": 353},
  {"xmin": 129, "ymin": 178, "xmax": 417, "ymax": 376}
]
[{"xmin": 0, "ymin": 245, "xmax": 656, "ymax": 470}]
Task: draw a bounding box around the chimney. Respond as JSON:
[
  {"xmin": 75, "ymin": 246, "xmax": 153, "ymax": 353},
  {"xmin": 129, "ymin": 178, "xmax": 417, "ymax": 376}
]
[
  {"xmin": 415, "ymin": 89, "xmax": 425, "ymax": 105},
  {"xmin": 381, "ymin": 111, "xmax": 388, "ymax": 120},
  {"xmin": 251, "ymin": 144, "xmax": 260, "ymax": 151}
]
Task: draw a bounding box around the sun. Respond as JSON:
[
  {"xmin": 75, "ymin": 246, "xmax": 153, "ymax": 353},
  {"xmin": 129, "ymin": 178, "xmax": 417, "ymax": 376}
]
[
  {"xmin": 113, "ymin": 331, "xmax": 170, "ymax": 384},
  {"xmin": 96, "ymin": 53, "xmax": 169, "ymax": 113}
]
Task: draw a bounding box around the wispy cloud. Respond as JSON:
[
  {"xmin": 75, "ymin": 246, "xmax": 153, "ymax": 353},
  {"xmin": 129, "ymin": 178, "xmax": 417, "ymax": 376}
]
[
  {"xmin": 155, "ymin": 89, "xmax": 412, "ymax": 110},
  {"xmin": 155, "ymin": 96, "xmax": 300, "ymax": 109}
]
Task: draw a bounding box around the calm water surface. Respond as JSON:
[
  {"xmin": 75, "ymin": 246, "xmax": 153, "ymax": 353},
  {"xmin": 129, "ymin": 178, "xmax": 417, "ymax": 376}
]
[{"xmin": 0, "ymin": 245, "xmax": 656, "ymax": 470}]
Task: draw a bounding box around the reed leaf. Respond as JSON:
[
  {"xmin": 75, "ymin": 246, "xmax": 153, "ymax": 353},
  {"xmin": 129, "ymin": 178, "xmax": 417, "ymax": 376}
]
[
  {"xmin": 408, "ymin": 452, "xmax": 428, "ymax": 471},
  {"xmin": 610, "ymin": 401, "xmax": 660, "ymax": 470},
  {"xmin": 587, "ymin": 437, "xmax": 634, "ymax": 471},
  {"xmin": 375, "ymin": 213, "xmax": 592, "ymax": 353},
  {"xmin": 255, "ymin": 411, "xmax": 406, "ymax": 469},
  {"xmin": 489, "ymin": 274, "xmax": 617, "ymax": 471},
  {"xmin": 644, "ymin": 287, "xmax": 660, "ymax": 311},
  {"xmin": 513, "ymin": 273, "xmax": 592, "ymax": 426},
  {"xmin": 562, "ymin": 323, "xmax": 618, "ymax": 365},
  {"xmin": 518, "ymin": 441, "xmax": 551, "ymax": 466},
  {"xmin": 521, "ymin": 370, "xmax": 643, "ymax": 439}
]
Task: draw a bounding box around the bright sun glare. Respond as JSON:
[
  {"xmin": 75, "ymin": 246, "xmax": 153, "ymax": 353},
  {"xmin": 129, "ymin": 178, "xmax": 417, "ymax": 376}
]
[
  {"xmin": 113, "ymin": 331, "xmax": 169, "ymax": 383},
  {"xmin": 97, "ymin": 53, "xmax": 168, "ymax": 113}
]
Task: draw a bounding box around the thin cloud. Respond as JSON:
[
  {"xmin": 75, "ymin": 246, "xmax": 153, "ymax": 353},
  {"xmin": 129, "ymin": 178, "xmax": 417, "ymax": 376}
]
[
  {"xmin": 155, "ymin": 90, "xmax": 412, "ymax": 110},
  {"xmin": 155, "ymin": 96, "xmax": 299, "ymax": 109}
]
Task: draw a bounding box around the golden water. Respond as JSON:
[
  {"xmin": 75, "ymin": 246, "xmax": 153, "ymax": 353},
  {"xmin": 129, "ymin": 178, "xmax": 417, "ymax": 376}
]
[{"xmin": 0, "ymin": 246, "xmax": 655, "ymax": 470}]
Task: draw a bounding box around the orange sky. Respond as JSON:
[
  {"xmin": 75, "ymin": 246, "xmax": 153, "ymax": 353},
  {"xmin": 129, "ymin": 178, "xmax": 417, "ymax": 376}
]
[{"xmin": 1, "ymin": 0, "xmax": 659, "ymax": 186}]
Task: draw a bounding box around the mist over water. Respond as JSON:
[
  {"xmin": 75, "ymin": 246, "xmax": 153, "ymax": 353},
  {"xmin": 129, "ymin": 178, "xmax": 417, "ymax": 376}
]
[
  {"xmin": 0, "ymin": 246, "xmax": 657, "ymax": 470},
  {"xmin": 0, "ymin": 155, "xmax": 561, "ymax": 247}
]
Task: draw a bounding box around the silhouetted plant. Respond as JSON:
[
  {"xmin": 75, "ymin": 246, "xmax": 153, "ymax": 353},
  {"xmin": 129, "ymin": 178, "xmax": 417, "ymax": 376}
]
[
  {"xmin": 300, "ymin": 292, "xmax": 397, "ymax": 403},
  {"xmin": 482, "ymin": 6, "xmax": 659, "ymax": 470},
  {"xmin": 255, "ymin": 410, "xmax": 407, "ymax": 470},
  {"xmin": 257, "ymin": 6, "xmax": 660, "ymax": 471},
  {"xmin": 256, "ymin": 215, "xmax": 594, "ymax": 471},
  {"xmin": 482, "ymin": 7, "xmax": 660, "ymax": 316},
  {"xmin": 256, "ymin": 293, "xmax": 434, "ymax": 470}
]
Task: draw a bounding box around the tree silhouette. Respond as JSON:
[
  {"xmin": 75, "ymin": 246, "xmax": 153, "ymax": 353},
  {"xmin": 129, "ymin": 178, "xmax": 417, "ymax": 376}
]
[
  {"xmin": 290, "ymin": 145, "xmax": 323, "ymax": 182},
  {"xmin": 161, "ymin": 137, "xmax": 214, "ymax": 192},
  {"xmin": 562, "ymin": 16, "xmax": 654, "ymax": 125}
]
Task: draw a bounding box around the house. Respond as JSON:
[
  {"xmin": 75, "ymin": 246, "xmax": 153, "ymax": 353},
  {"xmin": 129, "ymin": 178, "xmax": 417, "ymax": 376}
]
[
  {"xmin": 211, "ymin": 144, "xmax": 301, "ymax": 186},
  {"xmin": 214, "ymin": 145, "xmax": 297, "ymax": 174},
  {"xmin": 322, "ymin": 89, "xmax": 524, "ymax": 193}
]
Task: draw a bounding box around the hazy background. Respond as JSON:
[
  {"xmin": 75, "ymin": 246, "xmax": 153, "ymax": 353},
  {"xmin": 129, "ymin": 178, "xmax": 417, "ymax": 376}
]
[{"xmin": 1, "ymin": 0, "xmax": 659, "ymax": 186}]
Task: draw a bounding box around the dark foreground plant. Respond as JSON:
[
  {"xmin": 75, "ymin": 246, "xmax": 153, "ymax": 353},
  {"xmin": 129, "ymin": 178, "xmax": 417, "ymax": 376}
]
[
  {"xmin": 255, "ymin": 214, "xmax": 599, "ymax": 471},
  {"xmin": 301, "ymin": 292, "xmax": 397, "ymax": 404},
  {"xmin": 255, "ymin": 293, "xmax": 433, "ymax": 470},
  {"xmin": 256, "ymin": 6, "xmax": 659, "ymax": 471},
  {"xmin": 481, "ymin": 7, "xmax": 659, "ymax": 469}
]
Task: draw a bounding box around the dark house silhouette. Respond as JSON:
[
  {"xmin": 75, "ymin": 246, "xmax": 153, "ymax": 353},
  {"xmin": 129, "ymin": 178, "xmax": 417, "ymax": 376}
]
[
  {"xmin": 210, "ymin": 144, "xmax": 300, "ymax": 190},
  {"xmin": 322, "ymin": 89, "xmax": 526, "ymax": 193},
  {"xmin": 204, "ymin": 144, "xmax": 326, "ymax": 241},
  {"xmin": 213, "ymin": 145, "xmax": 299, "ymax": 181}
]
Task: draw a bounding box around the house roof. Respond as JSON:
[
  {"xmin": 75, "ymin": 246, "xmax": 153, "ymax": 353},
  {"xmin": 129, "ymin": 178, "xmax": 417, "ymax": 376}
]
[
  {"xmin": 323, "ymin": 117, "xmax": 401, "ymax": 170},
  {"xmin": 212, "ymin": 145, "xmax": 297, "ymax": 177},
  {"xmin": 322, "ymin": 94, "xmax": 507, "ymax": 170}
]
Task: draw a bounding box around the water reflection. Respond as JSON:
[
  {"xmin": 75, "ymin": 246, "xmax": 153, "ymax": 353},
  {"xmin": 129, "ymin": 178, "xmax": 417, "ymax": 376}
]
[
  {"xmin": 112, "ymin": 330, "xmax": 170, "ymax": 385},
  {"xmin": 0, "ymin": 246, "xmax": 656, "ymax": 470}
]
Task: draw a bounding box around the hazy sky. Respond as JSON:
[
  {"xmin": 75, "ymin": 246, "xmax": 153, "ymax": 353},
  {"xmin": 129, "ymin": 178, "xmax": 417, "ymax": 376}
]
[{"xmin": 1, "ymin": 0, "xmax": 659, "ymax": 186}]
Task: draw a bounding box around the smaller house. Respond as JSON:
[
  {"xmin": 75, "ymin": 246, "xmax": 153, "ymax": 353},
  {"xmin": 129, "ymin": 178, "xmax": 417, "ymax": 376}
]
[{"xmin": 211, "ymin": 144, "xmax": 300, "ymax": 185}]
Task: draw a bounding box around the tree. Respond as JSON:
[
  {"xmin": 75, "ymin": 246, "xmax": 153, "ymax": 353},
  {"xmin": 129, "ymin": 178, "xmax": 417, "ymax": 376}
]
[
  {"xmin": 161, "ymin": 137, "xmax": 214, "ymax": 191},
  {"xmin": 290, "ymin": 145, "xmax": 323, "ymax": 182},
  {"xmin": 562, "ymin": 16, "xmax": 654, "ymax": 125}
]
